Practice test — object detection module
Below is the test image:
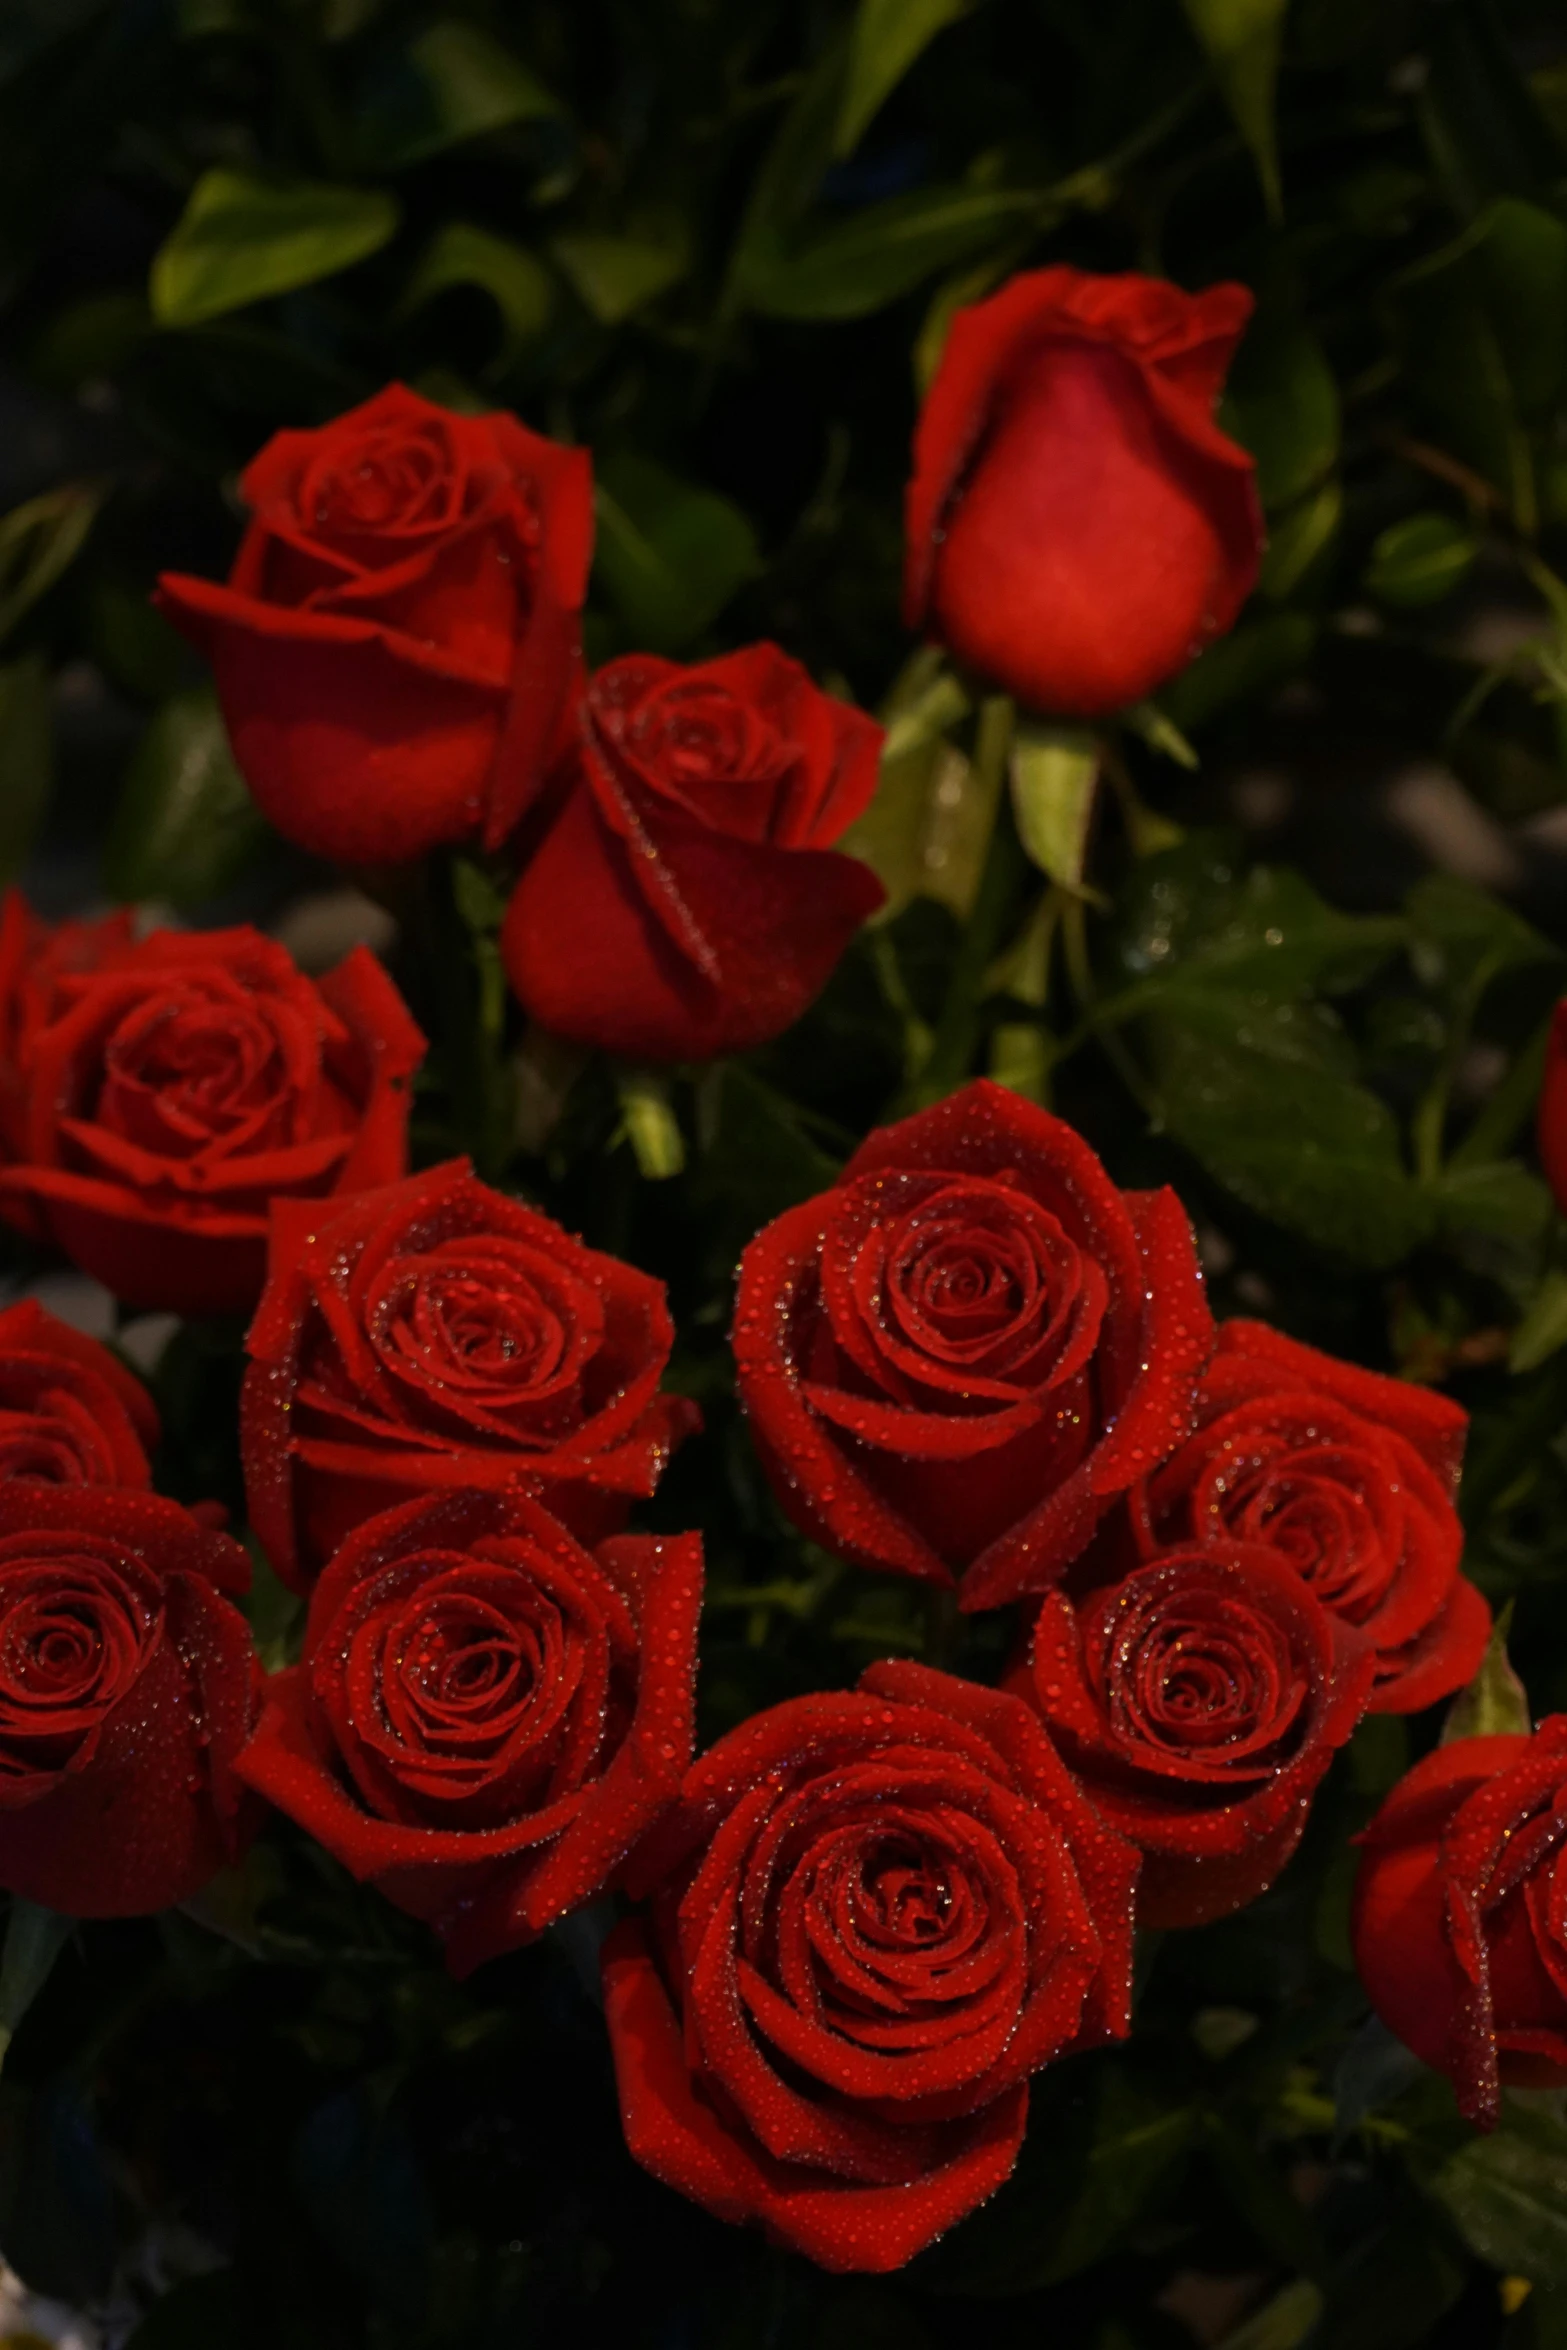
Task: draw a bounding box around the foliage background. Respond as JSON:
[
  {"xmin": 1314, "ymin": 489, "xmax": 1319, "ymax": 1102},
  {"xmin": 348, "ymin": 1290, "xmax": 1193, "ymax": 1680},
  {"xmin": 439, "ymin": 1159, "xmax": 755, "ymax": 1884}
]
[{"xmin": 5, "ymin": 0, "xmax": 1567, "ymax": 2342}]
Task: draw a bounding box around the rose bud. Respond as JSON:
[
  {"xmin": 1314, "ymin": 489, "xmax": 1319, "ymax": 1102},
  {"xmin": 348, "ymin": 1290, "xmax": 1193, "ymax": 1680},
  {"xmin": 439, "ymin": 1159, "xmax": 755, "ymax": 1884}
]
[
  {"xmin": 1020, "ymin": 1542, "xmax": 1375, "ymax": 1926},
  {"xmin": 242, "ymin": 1160, "xmax": 700, "ymax": 1592},
  {"xmin": 731, "ymin": 1078, "xmax": 1212, "ymax": 1609},
  {"xmin": 0, "ymin": 1297, "xmax": 158, "ymax": 1487},
  {"xmin": 1537, "ymin": 1000, "xmax": 1567, "ymax": 1214},
  {"xmin": 0, "ymin": 910, "xmax": 426, "ymax": 1318},
  {"xmin": 1353, "ymin": 1720, "xmax": 1567, "ymax": 2128},
  {"xmin": 500, "ymin": 647, "xmax": 885, "ymax": 1063},
  {"xmin": 1134, "ymin": 1319, "xmax": 1487, "ymax": 1714},
  {"xmin": 602, "ymin": 1661, "xmax": 1137, "ymax": 2273},
  {"xmin": 236, "ymin": 1489, "xmax": 702, "ymax": 1976},
  {"xmin": 904, "ymin": 267, "xmax": 1262, "ymax": 715},
  {"xmin": 158, "ymin": 383, "xmax": 593, "ymax": 866},
  {"xmin": 0, "ymin": 1485, "xmax": 256, "ymax": 1915}
]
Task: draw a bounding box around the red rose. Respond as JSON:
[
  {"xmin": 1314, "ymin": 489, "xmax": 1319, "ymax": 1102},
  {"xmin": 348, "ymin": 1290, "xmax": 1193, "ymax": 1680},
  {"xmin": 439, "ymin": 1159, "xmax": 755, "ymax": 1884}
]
[
  {"xmin": 1020, "ymin": 1541, "xmax": 1375, "ymax": 1926},
  {"xmin": 242, "ymin": 1160, "xmax": 700, "ymax": 1592},
  {"xmin": 0, "ymin": 913, "xmax": 426, "ymax": 1317},
  {"xmin": 158, "ymin": 384, "xmax": 593, "ymax": 866},
  {"xmin": 904, "ymin": 267, "xmax": 1262, "ymax": 715},
  {"xmin": 1133, "ymin": 1319, "xmax": 1487, "ymax": 1714},
  {"xmin": 0, "ymin": 1485, "xmax": 256, "ymax": 1916},
  {"xmin": 731, "ymin": 1078, "xmax": 1212, "ymax": 1609},
  {"xmin": 500, "ymin": 647, "xmax": 885, "ymax": 1062},
  {"xmin": 236, "ymin": 1488, "xmax": 701, "ymax": 1976},
  {"xmin": 0, "ymin": 890, "xmax": 137, "ymax": 1156},
  {"xmin": 602, "ymin": 1661, "xmax": 1137, "ymax": 2272},
  {"xmin": 1353, "ymin": 1722, "xmax": 1567, "ymax": 2127},
  {"xmin": 0, "ymin": 1298, "xmax": 158, "ymax": 1487},
  {"xmin": 1537, "ymin": 1001, "xmax": 1567, "ymax": 1214}
]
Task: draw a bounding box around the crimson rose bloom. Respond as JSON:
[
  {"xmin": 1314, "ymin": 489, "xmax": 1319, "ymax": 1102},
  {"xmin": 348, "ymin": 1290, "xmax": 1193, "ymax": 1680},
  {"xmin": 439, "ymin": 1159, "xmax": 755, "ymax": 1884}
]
[
  {"xmin": 0, "ymin": 1485, "xmax": 256, "ymax": 1915},
  {"xmin": 1133, "ymin": 1319, "xmax": 1486, "ymax": 1714},
  {"xmin": 236, "ymin": 1488, "xmax": 701, "ymax": 1976},
  {"xmin": 732, "ymin": 1079, "xmax": 1212, "ymax": 1609},
  {"xmin": 1353, "ymin": 1722, "xmax": 1567, "ymax": 2127},
  {"xmin": 242, "ymin": 1160, "xmax": 699, "ymax": 1591},
  {"xmin": 905, "ymin": 267, "xmax": 1262, "ymax": 715},
  {"xmin": 1021, "ymin": 1542, "xmax": 1375, "ymax": 1926},
  {"xmin": 501, "ymin": 647, "xmax": 885, "ymax": 1062},
  {"xmin": 158, "ymin": 384, "xmax": 593, "ymax": 866},
  {"xmin": 0, "ymin": 890, "xmax": 136, "ymax": 1155},
  {"xmin": 602, "ymin": 1661, "xmax": 1137, "ymax": 2272},
  {"xmin": 1537, "ymin": 1001, "xmax": 1567, "ymax": 1215},
  {"xmin": 0, "ymin": 1298, "xmax": 158, "ymax": 1487},
  {"xmin": 0, "ymin": 917, "xmax": 425, "ymax": 1317}
]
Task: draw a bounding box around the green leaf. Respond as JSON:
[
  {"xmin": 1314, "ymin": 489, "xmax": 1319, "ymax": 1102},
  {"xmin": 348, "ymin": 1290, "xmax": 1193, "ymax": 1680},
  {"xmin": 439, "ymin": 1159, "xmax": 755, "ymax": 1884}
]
[
  {"xmin": 396, "ymin": 223, "xmax": 553, "ymax": 365},
  {"xmin": 1112, "ymin": 843, "xmax": 1405, "ymax": 1004},
  {"xmin": 1258, "ymin": 477, "xmax": 1342, "ymax": 602},
  {"xmin": 1473, "ymin": 199, "xmax": 1567, "ymax": 421},
  {"xmin": 1443, "ymin": 1601, "xmax": 1530, "ymax": 1742},
  {"xmin": 1511, "ymin": 1269, "xmax": 1567, "ymax": 1374},
  {"xmin": 1396, "ymin": 243, "xmax": 1534, "ymax": 529},
  {"xmin": 0, "ymin": 482, "xmax": 100, "ymax": 643},
  {"xmin": 0, "ymin": 1901, "xmax": 71, "ymax": 2073},
  {"xmin": 615, "ymin": 1068, "xmax": 686, "ymax": 1180},
  {"xmin": 1163, "ymin": 613, "xmax": 1316, "ymax": 732},
  {"xmin": 1407, "ymin": 874, "xmax": 1558, "ymax": 992},
  {"xmin": 1426, "ymin": 1160, "xmax": 1552, "ymax": 1245},
  {"xmin": 1366, "ymin": 513, "xmax": 1480, "ymax": 608},
  {"xmin": 104, "ymin": 685, "xmax": 272, "ymax": 906},
  {"xmin": 834, "ymin": 0, "xmax": 972, "ymax": 159},
  {"xmin": 1009, "ymin": 721, "xmax": 1099, "ymax": 891},
  {"xmin": 738, "ymin": 185, "xmax": 1043, "ymax": 322},
  {"xmin": 552, "ymin": 233, "xmax": 685, "ymax": 324},
  {"xmin": 1179, "ymin": 0, "xmax": 1289, "ymax": 215},
  {"xmin": 150, "ymin": 170, "xmax": 400, "ymax": 327},
  {"xmin": 594, "ymin": 452, "xmax": 760, "ymax": 654},
  {"xmin": 354, "ymin": 19, "xmax": 561, "ymax": 170},
  {"xmin": 1215, "ymin": 2281, "xmax": 1324, "ymax": 2350},
  {"xmin": 1433, "ymin": 2101, "xmax": 1567, "ymax": 2287},
  {"xmin": 841, "ymin": 672, "xmax": 1001, "ymax": 923},
  {"xmin": 1226, "ymin": 310, "xmax": 1340, "ymax": 514},
  {"xmin": 0, "ymin": 656, "xmax": 52, "ymax": 884}
]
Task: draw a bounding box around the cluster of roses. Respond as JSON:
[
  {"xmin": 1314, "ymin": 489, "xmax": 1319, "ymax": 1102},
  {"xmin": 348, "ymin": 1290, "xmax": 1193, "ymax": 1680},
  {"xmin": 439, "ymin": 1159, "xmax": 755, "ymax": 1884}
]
[
  {"xmin": 0, "ymin": 255, "xmax": 1560, "ymax": 2282},
  {"xmin": 152, "ymin": 267, "xmax": 1267, "ymax": 1068},
  {"xmin": 0, "ymin": 875, "xmax": 1554, "ymax": 2276}
]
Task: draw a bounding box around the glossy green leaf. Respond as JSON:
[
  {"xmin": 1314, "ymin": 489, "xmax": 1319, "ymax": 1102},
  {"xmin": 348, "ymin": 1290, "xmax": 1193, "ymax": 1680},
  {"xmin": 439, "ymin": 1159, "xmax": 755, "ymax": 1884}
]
[
  {"xmin": 835, "ymin": 0, "xmax": 972, "ymax": 158},
  {"xmin": 150, "ymin": 171, "xmax": 400, "ymax": 327},
  {"xmin": 1366, "ymin": 513, "xmax": 1480, "ymax": 607},
  {"xmin": 552, "ymin": 233, "xmax": 684, "ymax": 323},
  {"xmin": 1180, "ymin": 0, "xmax": 1289, "ymax": 214},
  {"xmin": 1434, "ymin": 2102, "xmax": 1567, "ymax": 2287},
  {"xmin": 0, "ymin": 655, "xmax": 52, "ymax": 884},
  {"xmin": 354, "ymin": 19, "xmax": 561, "ymax": 169},
  {"xmin": 103, "ymin": 685, "xmax": 271, "ymax": 906},
  {"xmin": 738, "ymin": 185, "xmax": 1043, "ymax": 322},
  {"xmin": 1009, "ymin": 721, "xmax": 1099, "ymax": 891},
  {"xmin": 1112, "ymin": 844, "xmax": 1405, "ymax": 1004},
  {"xmin": 1442, "ymin": 1604, "xmax": 1531, "ymax": 1742},
  {"xmin": 594, "ymin": 452, "xmax": 759, "ymax": 653},
  {"xmin": 0, "ymin": 483, "xmax": 100, "ymax": 643},
  {"xmin": 1226, "ymin": 311, "xmax": 1340, "ymax": 514},
  {"xmin": 396, "ymin": 222, "xmax": 554, "ymax": 363}
]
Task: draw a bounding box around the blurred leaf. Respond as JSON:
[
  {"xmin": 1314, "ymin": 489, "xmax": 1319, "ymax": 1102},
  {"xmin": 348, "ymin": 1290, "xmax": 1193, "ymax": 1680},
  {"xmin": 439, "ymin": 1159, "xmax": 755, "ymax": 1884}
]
[
  {"xmin": 1216, "ymin": 2281, "xmax": 1323, "ymax": 2350},
  {"xmin": 397, "ymin": 222, "xmax": 553, "ymax": 366},
  {"xmin": 1179, "ymin": 0, "xmax": 1288, "ymax": 214},
  {"xmin": 1443, "ymin": 1603, "xmax": 1530, "ymax": 1741},
  {"xmin": 1511, "ymin": 1269, "xmax": 1567, "ymax": 1375},
  {"xmin": 104, "ymin": 685, "xmax": 272, "ymax": 906},
  {"xmin": 1433, "ymin": 2102, "xmax": 1567, "ymax": 2287},
  {"xmin": 552, "ymin": 232, "xmax": 684, "ymax": 323},
  {"xmin": 150, "ymin": 170, "xmax": 400, "ymax": 327},
  {"xmin": 834, "ymin": 0, "xmax": 972, "ymax": 158},
  {"xmin": 1474, "ymin": 199, "xmax": 1567, "ymax": 421},
  {"xmin": 738, "ymin": 185, "xmax": 1043, "ymax": 321},
  {"xmin": 1227, "ymin": 310, "xmax": 1340, "ymax": 513},
  {"xmin": 694, "ymin": 1063, "xmax": 842, "ymax": 1228},
  {"xmin": 1258, "ymin": 478, "xmax": 1342, "ymax": 601},
  {"xmin": 1163, "ymin": 612, "xmax": 1316, "ymax": 731},
  {"xmin": 1406, "ymin": 874, "xmax": 1558, "ymax": 992},
  {"xmin": 0, "ymin": 0, "xmax": 108, "ymax": 79},
  {"xmin": 1427, "ymin": 1160, "xmax": 1552, "ymax": 1244},
  {"xmin": 594, "ymin": 452, "xmax": 760, "ymax": 653},
  {"xmin": 1420, "ymin": 0, "xmax": 1564, "ymax": 218},
  {"xmin": 1396, "ymin": 243, "xmax": 1533, "ymax": 528},
  {"xmin": 0, "ymin": 483, "xmax": 99, "ymax": 643},
  {"xmin": 0, "ymin": 655, "xmax": 52, "ymax": 883},
  {"xmin": 354, "ymin": 19, "xmax": 561, "ymax": 169},
  {"xmin": 1366, "ymin": 513, "xmax": 1480, "ymax": 608},
  {"xmin": 615, "ymin": 1068, "xmax": 685, "ymax": 1180},
  {"xmin": 0, "ymin": 1903, "xmax": 71, "ymax": 2073},
  {"xmin": 1009, "ymin": 721, "xmax": 1099, "ymax": 891},
  {"xmin": 1333, "ymin": 2014, "xmax": 1433, "ymax": 2137}
]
